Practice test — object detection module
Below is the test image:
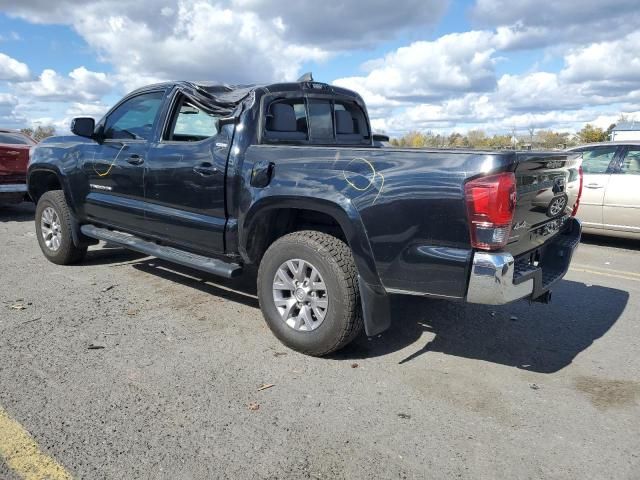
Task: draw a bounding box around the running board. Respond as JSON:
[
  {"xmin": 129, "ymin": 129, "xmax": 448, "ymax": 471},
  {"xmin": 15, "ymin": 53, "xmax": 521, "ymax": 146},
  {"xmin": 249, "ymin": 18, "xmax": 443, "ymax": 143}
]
[{"xmin": 80, "ymin": 225, "xmax": 243, "ymax": 278}]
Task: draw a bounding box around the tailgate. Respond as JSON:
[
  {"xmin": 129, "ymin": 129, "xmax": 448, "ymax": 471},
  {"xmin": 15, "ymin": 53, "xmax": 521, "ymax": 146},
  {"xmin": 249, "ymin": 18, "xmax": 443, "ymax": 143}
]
[
  {"xmin": 505, "ymin": 151, "xmax": 582, "ymax": 257},
  {"xmin": 0, "ymin": 144, "xmax": 30, "ymax": 184}
]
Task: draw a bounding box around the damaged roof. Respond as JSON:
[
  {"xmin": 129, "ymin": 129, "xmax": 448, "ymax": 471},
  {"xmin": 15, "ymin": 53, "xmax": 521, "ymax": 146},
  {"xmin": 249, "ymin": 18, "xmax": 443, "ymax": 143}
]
[{"xmin": 129, "ymin": 80, "xmax": 362, "ymax": 117}]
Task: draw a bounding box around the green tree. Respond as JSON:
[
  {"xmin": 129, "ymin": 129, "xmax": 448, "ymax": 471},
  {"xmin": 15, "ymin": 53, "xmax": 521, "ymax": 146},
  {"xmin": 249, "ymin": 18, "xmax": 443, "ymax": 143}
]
[{"xmin": 578, "ymin": 124, "xmax": 607, "ymax": 143}]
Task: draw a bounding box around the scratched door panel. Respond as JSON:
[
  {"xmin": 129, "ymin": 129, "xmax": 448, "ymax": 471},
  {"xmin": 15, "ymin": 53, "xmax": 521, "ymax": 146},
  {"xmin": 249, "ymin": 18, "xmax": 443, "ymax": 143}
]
[
  {"xmin": 143, "ymin": 138, "xmax": 229, "ymax": 255},
  {"xmin": 82, "ymin": 140, "xmax": 148, "ymax": 234}
]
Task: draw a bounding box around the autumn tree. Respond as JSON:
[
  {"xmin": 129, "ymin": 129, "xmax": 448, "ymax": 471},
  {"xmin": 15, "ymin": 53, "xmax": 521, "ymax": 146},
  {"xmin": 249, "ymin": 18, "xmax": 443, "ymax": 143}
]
[
  {"xmin": 20, "ymin": 125, "xmax": 56, "ymax": 142},
  {"xmin": 577, "ymin": 124, "xmax": 607, "ymax": 143}
]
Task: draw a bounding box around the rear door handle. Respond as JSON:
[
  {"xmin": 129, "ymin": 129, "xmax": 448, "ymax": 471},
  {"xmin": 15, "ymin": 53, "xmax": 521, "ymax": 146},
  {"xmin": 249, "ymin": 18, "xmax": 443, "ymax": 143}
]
[
  {"xmin": 126, "ymin": 154, "xmax": 144, "ymax": 165},
  {"xmin": 6, "ymin": 150, "xmax": 20, "ymax": 156},
  {"xmin": 193, "ymin": 163, "xmax": 219, "ymax": 176},
  {"xmin": 585, "ymin": 183, "xmax": 604, "ymax": 189}
]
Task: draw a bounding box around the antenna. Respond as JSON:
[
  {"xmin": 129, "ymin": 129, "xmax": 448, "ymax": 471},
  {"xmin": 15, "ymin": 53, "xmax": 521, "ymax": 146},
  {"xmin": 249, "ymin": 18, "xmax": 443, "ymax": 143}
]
[{"xmin": 297, "ymin": 72, "xmax": 314, "ymax": 82}]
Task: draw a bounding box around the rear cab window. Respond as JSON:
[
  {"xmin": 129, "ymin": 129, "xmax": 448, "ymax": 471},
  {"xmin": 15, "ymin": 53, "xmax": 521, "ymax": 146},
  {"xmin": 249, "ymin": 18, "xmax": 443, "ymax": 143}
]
[{"xmin": 262, "ymin": 95, "xmax": 370, "ymax": 146}]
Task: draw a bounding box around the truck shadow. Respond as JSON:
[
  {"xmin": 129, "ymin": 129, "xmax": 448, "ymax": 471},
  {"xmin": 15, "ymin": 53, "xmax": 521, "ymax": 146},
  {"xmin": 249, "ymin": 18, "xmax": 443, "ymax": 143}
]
[
  {"xmin": 84, "ymin": 244, "xmax": 627, "ymax": 374},
  {"xmin": 0, "ymin": 201, "xmax": 35, "ymax": 222},
  {"xmin": 336, "ymin": 280, "xmax": 628, "ymax": 373}
]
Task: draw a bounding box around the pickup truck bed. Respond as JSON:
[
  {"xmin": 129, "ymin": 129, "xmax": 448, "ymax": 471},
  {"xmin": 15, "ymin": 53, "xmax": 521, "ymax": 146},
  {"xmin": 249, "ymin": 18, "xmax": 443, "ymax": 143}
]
[{"xmin": 27, "ymin": 79, "xmax": 583, "ymax": 356}]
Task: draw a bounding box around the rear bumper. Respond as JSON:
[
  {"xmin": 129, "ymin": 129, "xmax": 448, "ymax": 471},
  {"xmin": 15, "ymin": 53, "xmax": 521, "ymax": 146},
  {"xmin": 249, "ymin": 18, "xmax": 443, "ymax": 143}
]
[
  {"xmin": 466, "ymin": 217, "xmax": 581, "ymax": 305},
  {"xmin": 0, "ymin": 184, "xmax": 28, "ymax": 193}
]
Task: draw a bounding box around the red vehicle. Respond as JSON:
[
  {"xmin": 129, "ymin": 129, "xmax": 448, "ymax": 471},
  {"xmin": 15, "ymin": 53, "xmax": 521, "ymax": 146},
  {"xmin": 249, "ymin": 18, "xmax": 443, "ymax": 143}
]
[{"xmin": 0, "ymin": 129, "xmax": 35, "ymax": 203}]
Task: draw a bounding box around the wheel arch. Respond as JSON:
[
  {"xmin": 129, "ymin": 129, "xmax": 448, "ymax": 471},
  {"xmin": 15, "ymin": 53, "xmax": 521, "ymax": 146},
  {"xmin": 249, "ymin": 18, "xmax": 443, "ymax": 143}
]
[{"xmin": 241, "ymin": 195, "xmax": 391, "ymax": 336}]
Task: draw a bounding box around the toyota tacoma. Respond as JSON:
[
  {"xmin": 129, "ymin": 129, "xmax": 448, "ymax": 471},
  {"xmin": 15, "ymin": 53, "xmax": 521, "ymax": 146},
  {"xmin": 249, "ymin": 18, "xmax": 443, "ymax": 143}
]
[{"xmin": 27, "ymin": 77, "xmax": 583, "ymax": 355}]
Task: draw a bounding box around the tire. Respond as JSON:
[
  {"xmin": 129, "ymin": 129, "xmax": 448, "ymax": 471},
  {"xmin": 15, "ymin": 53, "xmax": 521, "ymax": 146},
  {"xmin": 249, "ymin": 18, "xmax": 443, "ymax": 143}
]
[
  {"xmin": 35, "ymin": 190, "xmax": 87, "ymax": 265},
  {"xmin": 257, "ymin": 230, "xmax": 363, "ymax": 356}
]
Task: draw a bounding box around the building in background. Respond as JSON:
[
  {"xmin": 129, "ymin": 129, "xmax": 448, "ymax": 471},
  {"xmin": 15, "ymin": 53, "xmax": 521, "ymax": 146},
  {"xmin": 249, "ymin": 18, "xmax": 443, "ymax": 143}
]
[{"xmin": 610, "ymin": 121, "xmax": 640, "ymax": 141}]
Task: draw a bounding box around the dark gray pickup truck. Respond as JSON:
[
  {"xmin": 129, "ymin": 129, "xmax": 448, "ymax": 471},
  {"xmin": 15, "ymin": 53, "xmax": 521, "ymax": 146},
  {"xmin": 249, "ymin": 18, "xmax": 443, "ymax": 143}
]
[{"xmin": 27, "ymin": 78, "xmax": 583, "ymax": 355}]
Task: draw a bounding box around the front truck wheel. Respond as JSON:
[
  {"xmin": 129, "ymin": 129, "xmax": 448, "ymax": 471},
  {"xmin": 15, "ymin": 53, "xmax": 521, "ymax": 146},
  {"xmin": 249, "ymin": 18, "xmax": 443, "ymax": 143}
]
[
  {"xmin": 35, "ymin": 190, "xmax": 87, "ymax": 265},
  {"xmin": 257, "ymin": 230, "xmax": 363, "ymax": 356}
]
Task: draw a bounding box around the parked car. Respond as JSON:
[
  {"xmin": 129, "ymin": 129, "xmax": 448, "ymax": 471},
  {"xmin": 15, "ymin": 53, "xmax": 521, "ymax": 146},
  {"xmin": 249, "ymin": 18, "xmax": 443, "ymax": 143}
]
[
  {"xmin": 568, "ymin": 142, "xmax": 639, "ymax": 239},
  {"xmin": 0, "ymin": 129, "xmax": 35, "ymax": 204},
  {"xmin": 27, "ymin": 79, "xmax": 583, "ymax": 355}
]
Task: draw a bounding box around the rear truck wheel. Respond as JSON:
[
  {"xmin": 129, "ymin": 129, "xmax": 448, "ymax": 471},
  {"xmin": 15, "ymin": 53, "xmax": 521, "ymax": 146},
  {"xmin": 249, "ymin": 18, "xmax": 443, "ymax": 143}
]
[
  {"xmin": 35, "ymin": 190, "xmax": 87, "ymax": 265},
  {"xmin": 257, "ymin": 230, "xmax": 363, "ymax": 356}
]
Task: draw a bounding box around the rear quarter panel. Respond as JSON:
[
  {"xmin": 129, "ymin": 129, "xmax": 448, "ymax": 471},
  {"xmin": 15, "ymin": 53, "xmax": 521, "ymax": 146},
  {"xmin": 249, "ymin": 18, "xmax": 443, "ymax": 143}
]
[{"xmin": 238, "ymin": 145, "xmax": 515, "ymax": 298}]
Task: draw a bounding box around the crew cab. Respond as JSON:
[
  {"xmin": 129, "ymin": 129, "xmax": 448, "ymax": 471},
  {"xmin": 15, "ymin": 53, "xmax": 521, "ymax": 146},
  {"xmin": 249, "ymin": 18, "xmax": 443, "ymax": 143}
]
[
  {"xmin": 27, "ymin": 78, "xmax": 583, "ymax": 355},
  {"xmin": 0, "ymin": 129, "xmax": 35, "ymax": 204}
]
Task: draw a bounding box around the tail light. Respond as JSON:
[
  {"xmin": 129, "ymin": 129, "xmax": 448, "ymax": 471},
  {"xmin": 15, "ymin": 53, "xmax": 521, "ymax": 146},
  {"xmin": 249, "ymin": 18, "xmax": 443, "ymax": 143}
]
[
  {"xmin": 465, "ymin": 172, "xmax": 517, "ymax": 250},
  {"xmin": 571, "ymin": 165, "xmax": 583, "ymax": 217}
]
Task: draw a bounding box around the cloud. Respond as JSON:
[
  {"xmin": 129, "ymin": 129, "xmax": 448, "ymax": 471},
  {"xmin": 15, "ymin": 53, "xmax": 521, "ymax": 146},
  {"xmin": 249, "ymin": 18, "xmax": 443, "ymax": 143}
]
[
  {"xmin": 230, "ymin": 0, "xmax": 448, "ymax": 49},
  {"xmin": 560, "ymin": 32, "xmax": 640, "ymax": 91},
  {"xmin": 0, "ymin": 93, "xmax": 28, "ymax": 127},
  {"xmin": 0, "ymin": 53, "xmax": 30, "ymax": 81},
  {"xmin": 472, "ymin": 0, "xmax": 640, "ymax": 49},
  {"xmin": 0, "ymin": 0, "xmax": 448, "ymax": 87},
  {"xmin": 14, "ymin": 67, "xmax": 113, "ymax": 101},
  {"xmin": 334, "ymin": 31, "xmax": 498, "ymax": 107}
]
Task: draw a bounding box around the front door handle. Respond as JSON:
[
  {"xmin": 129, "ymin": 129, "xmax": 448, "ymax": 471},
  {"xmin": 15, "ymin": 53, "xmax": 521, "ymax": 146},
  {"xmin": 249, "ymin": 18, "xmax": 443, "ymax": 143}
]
[
  {"xmin": 585, "ymin": 183, "xmax": 604, "ymax": 189},
  {"xmin": 193, "ymin": 163, "xmax": 219, "ymax": 176},
  {"xmin": 126, "ymin": 154, "xmax": 144, "ymax": 165}
]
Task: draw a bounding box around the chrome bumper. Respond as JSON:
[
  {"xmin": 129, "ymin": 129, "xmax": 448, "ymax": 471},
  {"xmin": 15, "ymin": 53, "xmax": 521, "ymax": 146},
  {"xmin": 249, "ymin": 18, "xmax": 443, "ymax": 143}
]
[
  {"xmin": 466, "ymin": 252, "xmax": 534, "ymax": 304},
  {"xmin": 0, "ymin": 184, "xmax": 28, "ymax": 193},
  {"xmin": 466, "ymin": 218, "xmax": 581, "ymax": 305}
]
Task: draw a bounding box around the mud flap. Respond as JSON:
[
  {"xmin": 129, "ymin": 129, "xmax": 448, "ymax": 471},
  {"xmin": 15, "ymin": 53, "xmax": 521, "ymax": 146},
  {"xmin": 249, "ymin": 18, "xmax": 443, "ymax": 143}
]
[{"xmin": 358, "ymin": 275, "xmax": 391, "ymax": 336}]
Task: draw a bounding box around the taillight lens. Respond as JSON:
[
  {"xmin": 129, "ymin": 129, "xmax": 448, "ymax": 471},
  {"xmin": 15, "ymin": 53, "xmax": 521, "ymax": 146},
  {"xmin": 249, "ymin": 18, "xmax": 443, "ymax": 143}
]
[
  {"xmin": 465, "ymin": 172, "xmax": 517, "ymax": 250},
  {"xmin": 571, "ymin": 165, "xmax": 583, "ymax": 217}
]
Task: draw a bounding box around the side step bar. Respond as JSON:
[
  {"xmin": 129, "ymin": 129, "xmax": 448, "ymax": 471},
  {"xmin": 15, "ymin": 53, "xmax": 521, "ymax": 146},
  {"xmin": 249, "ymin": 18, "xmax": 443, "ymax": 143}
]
[{"xmin": 80, "ymin": 225, "xmax": 243, "ymax": 279}]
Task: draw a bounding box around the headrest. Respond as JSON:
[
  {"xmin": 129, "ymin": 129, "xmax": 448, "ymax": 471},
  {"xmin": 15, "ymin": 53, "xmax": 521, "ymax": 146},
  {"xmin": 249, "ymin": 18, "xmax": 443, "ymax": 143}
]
[
  {"xmin": 335, "ymin": 110, "xmax": 355, "ymax": 134},
  {"xmin": 269, "ymin": 103, "xmax": 297, "ymax": 132}
]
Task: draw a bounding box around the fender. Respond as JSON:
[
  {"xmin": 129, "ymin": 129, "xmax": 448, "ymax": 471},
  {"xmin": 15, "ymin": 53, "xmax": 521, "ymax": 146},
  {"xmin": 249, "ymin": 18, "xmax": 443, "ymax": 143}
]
[
  {"xmin": 27, "ymin": 164, "xmax": 96, "ymax": 247},
  {"xmin": 240, "ymin": 194, "xmax": 391, "ymax": 336}
]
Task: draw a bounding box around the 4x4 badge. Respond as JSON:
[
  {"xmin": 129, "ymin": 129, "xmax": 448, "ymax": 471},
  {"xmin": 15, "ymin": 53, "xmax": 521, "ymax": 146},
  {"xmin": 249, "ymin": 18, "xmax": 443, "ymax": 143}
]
[{"xmin": 513, "ymin": 221, "xmax": 528, "ymax": 231}]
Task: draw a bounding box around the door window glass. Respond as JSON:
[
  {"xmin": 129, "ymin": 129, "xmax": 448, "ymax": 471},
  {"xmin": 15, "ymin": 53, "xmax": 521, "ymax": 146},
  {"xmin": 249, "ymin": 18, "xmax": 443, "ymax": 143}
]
[
  {"xmin": 620, "ymin": 147, "xmax": 640, "ymax": 175},
  {"xmin": 104, "ymin": 91, "xmax": 164, "ymax": 141},
  {"xmin": 580, "ymin": 146, "xmax": 618, "ymax": 174},
  {"xmin": 167, "ymin": 99, "xmax": 219, "ymax": 141}
]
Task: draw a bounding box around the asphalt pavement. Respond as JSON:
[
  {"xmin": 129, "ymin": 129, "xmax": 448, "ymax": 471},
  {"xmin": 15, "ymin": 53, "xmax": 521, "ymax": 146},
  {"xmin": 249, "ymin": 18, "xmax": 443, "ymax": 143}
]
[{"xmin": 1, "ymin": 202, "xmax": 639, "ymax": 479}]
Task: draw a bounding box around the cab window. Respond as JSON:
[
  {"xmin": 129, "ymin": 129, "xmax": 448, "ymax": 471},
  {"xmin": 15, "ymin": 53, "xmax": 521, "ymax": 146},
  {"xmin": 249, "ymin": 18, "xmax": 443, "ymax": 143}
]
[
  {"xmin": 263, "ymin": 96, "xmax": 370, "ymax": 146},
  {"xmin": 104, "ymin": 91, "xmax": 164, "ymax": 141},
  {"xmin": 307, "ymin": 99, "xmax": 333, "ymax": 142},
  {"xmin": 165, "ymin": 97, "xmax": 219, "ymax": 142}
]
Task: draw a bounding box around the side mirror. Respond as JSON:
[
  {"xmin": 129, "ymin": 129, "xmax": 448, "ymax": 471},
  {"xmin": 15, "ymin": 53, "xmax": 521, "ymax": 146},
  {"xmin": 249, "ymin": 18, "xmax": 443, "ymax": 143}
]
[{"xmin": 70, "ymin": 117, "xmax": 95, "ymax": 139}]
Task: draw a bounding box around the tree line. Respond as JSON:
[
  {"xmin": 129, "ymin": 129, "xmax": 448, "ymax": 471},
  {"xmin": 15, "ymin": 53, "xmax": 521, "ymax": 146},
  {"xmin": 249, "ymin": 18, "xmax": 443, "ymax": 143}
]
[{"xmin": 390, "ymin": 120, "xmax": 626, "ymax": 149}]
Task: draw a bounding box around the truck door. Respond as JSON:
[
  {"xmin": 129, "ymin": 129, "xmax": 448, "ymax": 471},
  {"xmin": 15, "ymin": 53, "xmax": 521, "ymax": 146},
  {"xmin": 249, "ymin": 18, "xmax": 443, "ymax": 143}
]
[
  {"xmin": 575, "ymin": 145, "xmax": 621, "ymax": 230},
  {"xmin": 603, "ymin": 145, "xmax": 640, "ymax": 234},
  {"xmin": 143, "ymin": 94, "xmax": 229, "ymax": 255},
  {"xmin": 82, "ymin": 90, "xmax": 165, "ymax": 234}
]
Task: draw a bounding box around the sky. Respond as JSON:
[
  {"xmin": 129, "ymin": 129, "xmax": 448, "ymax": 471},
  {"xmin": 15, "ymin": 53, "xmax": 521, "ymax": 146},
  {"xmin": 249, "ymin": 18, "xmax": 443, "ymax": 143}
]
[{"xmin": 0, "ymin": 0, "xmax": 639, "ymax": 136}]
